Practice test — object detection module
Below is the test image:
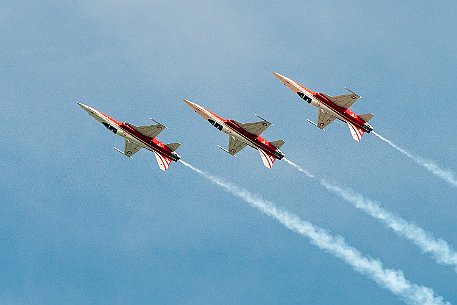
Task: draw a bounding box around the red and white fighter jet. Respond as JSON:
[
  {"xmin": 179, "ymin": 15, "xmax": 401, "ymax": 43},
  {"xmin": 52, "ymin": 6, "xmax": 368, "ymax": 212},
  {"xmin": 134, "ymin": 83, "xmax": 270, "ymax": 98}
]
[
  {"xmin": 183, "ymin": 99, "xmax": 285, "ymax": 169},
  {"xmin": 273, "ymin": 72, "xmax": 374, "ymax": 141},
  {"xmin": 77, "ymin": 103, "xmax": 180, "ymax": 171}
]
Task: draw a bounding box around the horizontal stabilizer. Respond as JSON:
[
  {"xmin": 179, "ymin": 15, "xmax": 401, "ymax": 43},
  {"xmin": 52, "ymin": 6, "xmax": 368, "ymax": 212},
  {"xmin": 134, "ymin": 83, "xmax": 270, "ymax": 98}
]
[
  {"xmin": 270, "ymin": 140, "xmax": 285, "ymax": 149},
  {"xmin": 165, "ymin": 142, "xmax": 180, "ymax": 152},
  {"xmin": 359, "ymin": 113, "xmax": 374, "ymax": 122}
]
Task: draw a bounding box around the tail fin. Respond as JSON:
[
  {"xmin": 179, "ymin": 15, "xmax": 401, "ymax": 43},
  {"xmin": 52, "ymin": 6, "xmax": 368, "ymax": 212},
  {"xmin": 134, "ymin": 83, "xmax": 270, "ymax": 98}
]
[
  {"xmin": 347, "ymin": 122, "xmax": 365, "ymax": 142},
  {"xmin": 258, "ymin": 149, "xmax": 276, "ymax": 169},
  {"xmin": 270, "ymin": 140, "xmax": 285, "ymax": 149},
  {"xmin": 153, "ymin": 151, "xmax": 172, "ymax": 171},
  {"xmin": 359, "ymin": 113, "xmax": 373, "ymax": 122},
  {"xmin": 165, "ymin": 142, "xmax": 180, "ymax": 152}
]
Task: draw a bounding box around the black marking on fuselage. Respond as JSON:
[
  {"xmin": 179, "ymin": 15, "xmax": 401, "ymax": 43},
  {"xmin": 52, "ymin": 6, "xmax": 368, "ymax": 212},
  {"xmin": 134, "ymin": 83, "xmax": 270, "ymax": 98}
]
[{"xmin": 102, "ymin": 122, "xmax": 117, "ymax": 134}]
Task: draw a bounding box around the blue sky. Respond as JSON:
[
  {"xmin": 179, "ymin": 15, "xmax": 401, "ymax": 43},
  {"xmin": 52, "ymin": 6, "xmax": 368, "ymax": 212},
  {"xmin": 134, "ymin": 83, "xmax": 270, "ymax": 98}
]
[{"xmin": 1, "ymin": 1, "xmax": 456, "ymax": 304}]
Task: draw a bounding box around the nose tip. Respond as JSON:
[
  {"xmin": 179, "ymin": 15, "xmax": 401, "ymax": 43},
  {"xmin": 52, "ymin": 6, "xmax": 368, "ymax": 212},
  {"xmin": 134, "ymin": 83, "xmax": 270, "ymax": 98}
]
[
  {"xmin": 182, "ymin": 98, "xmax": 197, "ymax": 109},
  {"xmin": 77, "ymin": 102, "xmax": 88, "ymax": 108},
  {"xmin": 77, "ymin": 102, "xmax": 93, "ymax": 114},
  {"xmin": 272, "ymin": 71, "xmax": 286, "ymax": 82}
]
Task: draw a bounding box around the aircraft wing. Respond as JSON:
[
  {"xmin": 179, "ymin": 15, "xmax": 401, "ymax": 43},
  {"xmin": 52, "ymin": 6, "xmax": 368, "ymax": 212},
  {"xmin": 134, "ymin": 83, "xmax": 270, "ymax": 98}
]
[
  {"xmin": 228, "ymin": 136, "xmax": 247, "ymax": 155},
  {"xmin": 317, "ymin": 109, "xmax": 337, "ymax": 129},
  {"xmin": 124, "ymin": 140, "xmax": 142, "ymax": 157},
  {"xmin": 327, "ymin": 93, "xmax": 360, "ymax": 109},
  {"xmin": 237, "ymin": 121, "xmax": 271, "ymax": 136},
  {"xmin": 127, "ymin": 123, "xmax": 166, "ymax": 139}
]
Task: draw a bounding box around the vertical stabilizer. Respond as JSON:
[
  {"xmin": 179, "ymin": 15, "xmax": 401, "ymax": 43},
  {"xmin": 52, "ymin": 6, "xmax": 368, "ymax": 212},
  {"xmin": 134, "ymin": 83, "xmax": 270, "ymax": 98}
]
[
  {"xmin": 154, "ymin": 152, "xmax": 172, "ymax": 171},
  {"xmin": 258, "ymin": 150, "xmax": 276, "ymax": 169},
  {"xmin": 347, "ymin": 122, "xmax": 365, "ymax": 142}
]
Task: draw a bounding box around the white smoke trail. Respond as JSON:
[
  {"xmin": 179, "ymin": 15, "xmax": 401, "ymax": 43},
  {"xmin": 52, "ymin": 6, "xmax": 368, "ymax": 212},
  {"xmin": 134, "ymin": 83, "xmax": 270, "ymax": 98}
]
[
  {"xmin": 283, "ymin": 158, "xmax": 457, "ymax": 274},
  {"xmin": 321, "ymin": 179, "xmax": 457, "ymax": 273},
  {"xmin": 283, "ymin": 157, "xmax": 314, "ymax": 178},
  {"xmin": 373, "ymin": 131, "xmax": 457, "ymax": 188},
  {"xmin": 179, "ymin": 160, "xmax": 449, "ymax": 305}
]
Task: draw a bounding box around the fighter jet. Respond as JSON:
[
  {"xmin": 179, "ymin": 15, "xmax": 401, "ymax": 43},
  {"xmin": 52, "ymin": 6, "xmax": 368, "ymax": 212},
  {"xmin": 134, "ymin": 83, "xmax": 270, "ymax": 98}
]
[
  {"xmin": 77, "ymin": 103, "xmax": 180, "ymax": 171},
  {"xmin": 273, "ymin": 72, "xmax": 374, "ymax": 141},
  {"xmin": 183, "ymin": 99, "xmax": 285, "ymax": 169}
]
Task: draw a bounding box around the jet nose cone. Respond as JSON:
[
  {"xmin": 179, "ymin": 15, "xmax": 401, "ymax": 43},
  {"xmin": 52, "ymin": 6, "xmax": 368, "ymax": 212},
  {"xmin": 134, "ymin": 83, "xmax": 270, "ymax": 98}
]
[
  {"xmin": 77, "ymin": 102, "xmax": 93, "ymax": 114},
  {"xmin": 272, "ymin": 71, "xmax": 287, "ymax": 83},
  {"xmin": 77, "ymin": 102, "xmax": 89, "ymax": 110},
  {"xmin": 182, "ymin": 98, "xmax": 194, "ymax": 107},
  {"xmin": 182, "ymin": 99, "xmax": 201, "ymax": 111}
]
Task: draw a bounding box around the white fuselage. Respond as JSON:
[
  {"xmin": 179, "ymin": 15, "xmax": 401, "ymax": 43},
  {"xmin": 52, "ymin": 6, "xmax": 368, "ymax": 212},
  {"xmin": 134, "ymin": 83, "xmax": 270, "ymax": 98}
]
[{"xmin": 78, "ymin": 103, "xmax": 134, "ymax": 142}]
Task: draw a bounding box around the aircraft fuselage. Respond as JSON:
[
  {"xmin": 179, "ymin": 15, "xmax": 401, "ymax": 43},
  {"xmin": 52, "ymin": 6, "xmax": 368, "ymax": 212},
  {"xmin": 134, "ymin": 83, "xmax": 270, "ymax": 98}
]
[
  {"xmin": 183, "ymin": 100, "xmax": 284, "ymax": 160},
  {"xmin": 77, "ymin": 103, "xmax": 179, "ymax": 161},
  {"xmin": 274, "ymin": 73, "xmax": 373, "ymax": 133}
]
